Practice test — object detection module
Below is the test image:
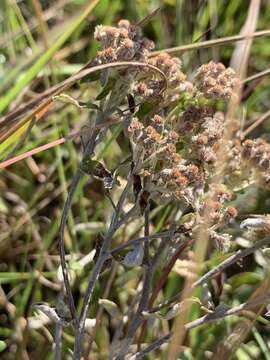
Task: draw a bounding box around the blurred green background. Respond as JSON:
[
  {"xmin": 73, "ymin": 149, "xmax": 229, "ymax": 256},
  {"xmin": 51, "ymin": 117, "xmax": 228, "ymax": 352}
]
[{"xmin": 1, "ymin": 0, "xmax": 270, "ymax": 359}]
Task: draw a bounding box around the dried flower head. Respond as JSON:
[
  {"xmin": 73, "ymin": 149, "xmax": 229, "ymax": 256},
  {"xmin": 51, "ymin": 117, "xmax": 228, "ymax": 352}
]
[
  {"xmin": 210, "ymin": 231, "xmax": 232, "ymax": 252},
  {"xmin": 149, "ymin": 53, "xmax": 186, "ymax": 89},
  {"xmin": 194, "ymin": 61, "xmax": 239, "ymax": 100},
  {"xmin": 242, "ymin": 138, "xmax": 270, "ymax": 187},
  {"xmin": 128, "ymin": 118, "xmax": 144, "ymax": 140},
  {"xmin": 151, "ymin": 114, "xmax": 164, "ymax": 133},
  {"xmin": 93, "ymin": 20, "xmax": 153, "ymax": 65}
]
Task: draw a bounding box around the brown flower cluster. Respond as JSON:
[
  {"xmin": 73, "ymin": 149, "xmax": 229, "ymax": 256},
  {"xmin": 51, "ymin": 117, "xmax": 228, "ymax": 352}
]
[
  {"xmin": 93, "ymin": 19, "xmax": 154, "ymax": 64},
  {"xmin": 206, "ymin": 185, "xmax": 237, "ymax": 227},
  {"xmin": 149, "ymin": 53, "xmax": 185, "ymax": 89},
  {"xmin": 93, "ymin": 20, "xmax": 189, "ymax": 102},
  {"xmin": 202, "ymin": 185, "xmax": 237, "ymax": 252},
  {"xmin": 194, "ymin": 61, "xmax": 239, "ymax": 100},
  {"xmin": 156, "ymin": 163, "xmax": 204, "ymax": 204},
  {"xmin": 242, "ymin": 138, "xmax": 270, "ymax": 187},
  {"xmin": 127, "ymin": 71, "xmax": 242, "ymax": 212},
  {"xmin": 180, "ymin": 105, "xmax": 215, "ymax": 132},
  {"xmin": 128, "ymin": 114, "xmax": 205, "ymax": 206},
  {"xmin": 134, "ymin": 53, "xmax": 189, "ymax": 100},
  {"xmin": 177, "ymin": 105, "xmax": 226, "ymax": 169},
  {"xmin": 191, "ymin": 112, "xmax": 225, "ymax": 165},
  {"xmin": 92, "ymin": 20, "xmax": 270, "ymax": 251},
  {"xmin": 209, "ymin": 231, "xmax": 232, "ymax": 252}
]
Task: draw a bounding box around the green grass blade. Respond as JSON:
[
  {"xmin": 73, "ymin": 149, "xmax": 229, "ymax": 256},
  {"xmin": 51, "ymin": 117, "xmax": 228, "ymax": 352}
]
[{"xmin": 0, "ymin": 0, "xmax": 100, "ymax": 114}]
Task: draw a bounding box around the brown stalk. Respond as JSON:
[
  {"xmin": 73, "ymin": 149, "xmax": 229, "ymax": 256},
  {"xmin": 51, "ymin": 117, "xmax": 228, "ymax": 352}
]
[
  {"xmin": 168, "ymin": 1, "xmax": 260, "ymax": 357},
  {"xmin": 0, "ymin": 61, "xmax": 167, "ymax": 144},
  {"xmin": 2, "ymin": 29, "xmax": 270, "ymax": 137},
  {"xmin": 243, "ymin": 67, "xmax": 270, "ymax": 84},
  {"xmin": 242, "ymin": 109, "xmax": 270, "ymax": 138},
  {"xmin": 0, "ymin": 116, "xmax": 120, "ymax": 169},
  {"xmin": 150, "ymin": 29, "xmax": 270, "ymax": 57},
  {"xmin": 137, "ymin": 238, "xmax": 193, "ymax": 350},
  {"xmin": 213, "ymin": 272, "xmax": 270, "ymax": 359},
  {"xmin": 85, "ymin": 263, "xmax": 118, "ymax": 358}
]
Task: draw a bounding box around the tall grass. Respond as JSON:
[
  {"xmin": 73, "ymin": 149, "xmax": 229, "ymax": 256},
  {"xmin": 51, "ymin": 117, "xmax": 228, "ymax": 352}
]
[{"xmin": 1, "ymin": 1, "xmax": 270, "ymax": 359}]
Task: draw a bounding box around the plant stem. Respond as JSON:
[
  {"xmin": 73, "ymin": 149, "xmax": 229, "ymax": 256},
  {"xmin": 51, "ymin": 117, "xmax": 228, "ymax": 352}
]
[
  {"xmin": 73, "ymin": 174, "xmax": 134, "ymax": 359},
  {"xmin": 58, "ymin": 129, "xmax": 99, "ymax": 326}
]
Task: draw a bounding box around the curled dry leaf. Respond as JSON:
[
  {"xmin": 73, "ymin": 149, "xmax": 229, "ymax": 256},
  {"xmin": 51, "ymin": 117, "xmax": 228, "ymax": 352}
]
[
  {"xmin": 143, "ymin": 297, "xmax": 202, "ymax": 321},
  {"xmin": 80, "ymin": 158, "xmax": 118, "ymax": 189},
  {"xmin": 122, "ymin": 243, "xmax": 144, "ymax": 267},
  {"xmin": 98, "ymin": 299, "xmax": 121, "ymax": 318},
  {"xmin": 32, "ymin": 302, "xmax": 71, "ymax": 327}
]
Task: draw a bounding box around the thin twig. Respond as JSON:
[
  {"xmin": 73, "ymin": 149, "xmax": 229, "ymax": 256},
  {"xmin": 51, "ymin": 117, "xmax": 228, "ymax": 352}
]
[
  {"xmin": 73, "ymin": 173, "xmax": 134, "ymax": 359},
  {"xmin": 150, "ymin": 29, "xmax": 270, "ymax": 56},
  {"xmin": 109, "ymin": 292, "xmax": 142, "ymax": 360},
  {"xmin": 110, "ymin": 229, "xmax": 174, "ymax": 255},
  {"xmin": 129, "ymin": 333, "xmax": 171, "ymax": 360},
  {"xmin": 117, "ymin": 204, "xmax": 152, "ymax": 359},
  {"xmin": 116, "ymin": 204, "xmax": 138, "ymax": 229},
  {"xmin": 58, "ymin": 129, "xmax": 99, "ymax": 325},
  {"xmin": 137, "ymin": 237, "xmax": 193, "ymax": 349},
  {"xmin": 85, "ymin": 263, "xmax": 118, "ymax": 357},
  {"xmin": 242, "ymin": 109, "xmax": 270, "ymax": 138},
  {"xmin": 185, "ymin": 293, "xmax": 270, "ymax": 330},
  {"xmin": 58, "ymin": 170, "xmax": 82, "ymax": 324},
  {"xmin": 192, "ymin": 235, "xmax": 270, "ymax": 289},
  {"xmin": 243, "ymin": 67, "xmax": 270, "ymax": 84},
  {"xmin": 150, "ymin": 235, "xmax": 270, "ymax": 313}
]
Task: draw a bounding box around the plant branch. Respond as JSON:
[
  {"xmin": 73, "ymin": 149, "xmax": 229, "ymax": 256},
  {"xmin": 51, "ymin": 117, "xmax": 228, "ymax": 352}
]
[
  {"xmin": 73, "ymin": 172, "xmax": 134, "ymax": 359},
  {"xmin": 116, "ymin": 205, "xmax": 152, "ymax": 359},
  {"xmin": 110, "ymin": 229, "xmax": 174, "ymax": 255},
  {"xmin": 192, "ymin": 235, "xmax": 270, "ymax": 289},
  {"xmin": 243, "ymin": 67, "xmax": 270, "ymax": 84},
  {"xmin": 185, "ymin": 293, "xmax": 270, "ymax": 330},
  {"xmin": 150, "ymin": 29, "xmax": 270, "ymax": 56},
  {"xmin": 58, "ymin": 129, "xmax": 99, "ymax": 325},
  {"xmin": 242, "ymin": 109, "xmax": 270, "ymax": 138},
  {"xmin": 0, "ymin": 61, "xmax": 167, "ymax": 141},
  {"xmin": 127, "ymin": 292, "xmax": 270, "ymax": 359},
  {"xmin": 150, "ymin": 235, "xmax": 270, "ymax": 314},
  {"xmin": 129, "ymin": 333, "xmax": 171, "ymax": 360},
  {"xmin": 137, "ymin": 237, "xmax": 193, "ymax": 349}
]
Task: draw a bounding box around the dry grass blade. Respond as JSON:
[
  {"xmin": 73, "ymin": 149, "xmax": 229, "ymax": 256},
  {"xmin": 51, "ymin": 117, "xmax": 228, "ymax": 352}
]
[
  {"xmin": 0, "ymin": 61, "xmax": 167, "ymax": 154},
  {"xmin": 0, "ymin": 138, "xmax": 66, "ymax": 170},
  {"xmin": 168, "ymin": 2, "xmax": 260, "ymax": 357},
  {"xmin": 230, "ymin": 0, "xmax": 260, "ymax": 75},
  {"xmin": 242, "ymin": 109, "xmax": 270, "ymax": 138},
  {"xmin": 185, "ymin": 293, "xmax": 270, "ymax": 331},
  {"xmin": 0, "ymin": 116, "xmax": 121, "ymax": 169},
  {"xmin": 243, "ymin": 68, "xmax": 270, "ymax": 84},
  {"xmin": 150, "ymin": 29, "xmax": 270, "ymax": 56},
  {"xmin": 213, "ymin": 272, "xmax": 270, "ymax": 359},
  {"xmin": 136, "ymin": 6, "xmax": 162, "ymax": 28},
  {"xmin": 0, "ymin": 0, "xmax": 101, "ymax": 113}
]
